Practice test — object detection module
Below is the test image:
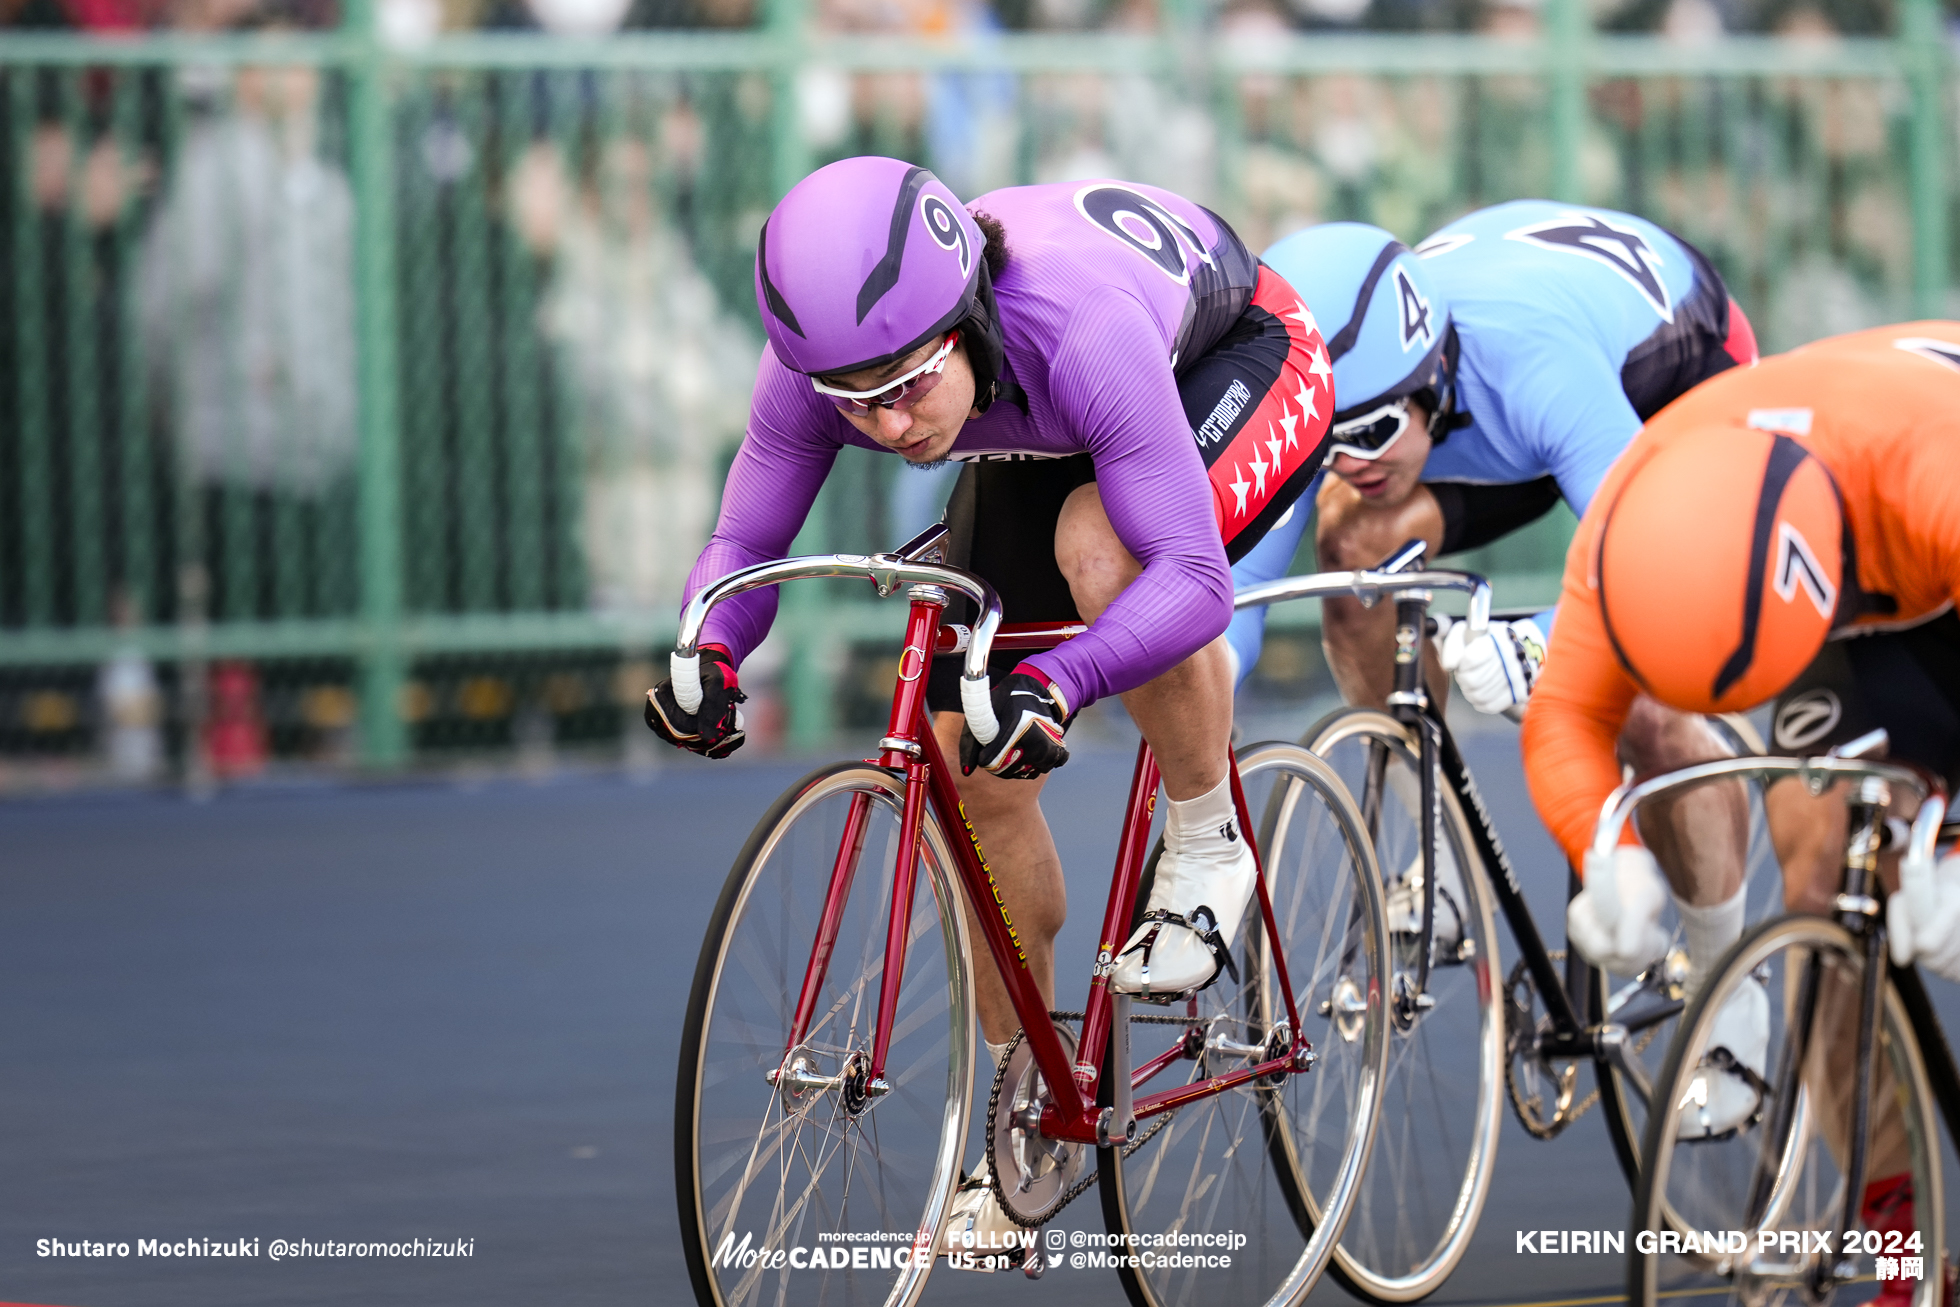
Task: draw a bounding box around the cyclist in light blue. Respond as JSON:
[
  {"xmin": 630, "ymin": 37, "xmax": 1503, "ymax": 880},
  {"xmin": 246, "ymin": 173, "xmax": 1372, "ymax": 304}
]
[
  {"xmin": 1230, "ymin": 204, "xmax": 1766, "ymax": 1087},
  {"xmin": 1227, "ymin": 201, "xmax": 1758, "ymax": 718}
]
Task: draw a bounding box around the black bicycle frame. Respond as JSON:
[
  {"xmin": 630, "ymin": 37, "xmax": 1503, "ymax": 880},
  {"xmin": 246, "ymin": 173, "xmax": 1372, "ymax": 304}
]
[{"xmin": 1890, "ymin": 963, "xmax": 1960, "ymax": 1148}]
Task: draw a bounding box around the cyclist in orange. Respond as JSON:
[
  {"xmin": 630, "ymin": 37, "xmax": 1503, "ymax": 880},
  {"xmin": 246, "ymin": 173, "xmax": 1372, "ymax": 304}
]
[{"xmin": 1524, "ymin": 322, "xmax": 1960, "ymax": 1281}]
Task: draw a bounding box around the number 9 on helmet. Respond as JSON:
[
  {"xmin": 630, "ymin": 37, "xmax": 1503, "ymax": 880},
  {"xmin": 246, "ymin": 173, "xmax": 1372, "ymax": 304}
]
[
  {"xmin": 754, "ymin": 155, "xmax": 1012, "ymax": 413},
  {"xmin": 1596, "ymin": 426, "xmax": 1844, "ymax": 714}
]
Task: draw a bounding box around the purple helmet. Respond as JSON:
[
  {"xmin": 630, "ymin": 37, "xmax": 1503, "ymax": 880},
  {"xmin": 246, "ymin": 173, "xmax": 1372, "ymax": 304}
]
[{"xmin": 756, "ymin": 157, "xmax": 989, "ymax": 381}]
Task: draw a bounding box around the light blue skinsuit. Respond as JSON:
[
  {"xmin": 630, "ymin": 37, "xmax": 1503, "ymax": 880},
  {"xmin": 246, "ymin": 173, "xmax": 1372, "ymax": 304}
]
[{"xmin": 1226, "ymin": 199, "xmax": 1746, "ymax": 685}]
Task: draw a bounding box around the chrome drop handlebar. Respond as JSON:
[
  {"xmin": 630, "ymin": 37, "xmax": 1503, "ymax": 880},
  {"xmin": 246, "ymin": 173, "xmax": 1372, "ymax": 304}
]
[
  {"xmin": 1588, "ymin": 754, "xmax": 1941, "ymax": 868},
  {"xmin": 1233, "ymin": 567, "xmax": 1493, "ymax": 637},
  {"xmin": 670, "ymin": 525, "xmax": 1009, "ymax": 744}
]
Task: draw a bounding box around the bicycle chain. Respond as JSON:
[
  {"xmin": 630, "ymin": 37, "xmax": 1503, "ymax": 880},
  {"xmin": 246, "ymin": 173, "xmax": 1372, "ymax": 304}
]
[
  {"xmin": 982, "ymin": 1011, "xmax": 1197, "ymax": 1229},
  {"xmin": 1503, "ymin": 952, "xmax": 1599, "ymax": 1139},
  {"xmin": 1503, "ymin": 954, "xmax": 1661, "ymax": 1140}
]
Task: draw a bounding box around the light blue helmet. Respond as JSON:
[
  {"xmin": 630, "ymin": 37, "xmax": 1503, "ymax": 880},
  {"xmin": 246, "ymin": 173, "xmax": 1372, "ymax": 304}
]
[{"xmin": 1261, "ymin": 222, "xmax": 1455, "ymax": 425}]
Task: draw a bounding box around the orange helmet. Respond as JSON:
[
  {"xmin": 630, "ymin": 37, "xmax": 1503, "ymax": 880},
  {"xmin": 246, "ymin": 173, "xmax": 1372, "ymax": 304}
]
[{"xmin": 1596, "ymin": 426, "xmax": 1844, "ymax": 713}]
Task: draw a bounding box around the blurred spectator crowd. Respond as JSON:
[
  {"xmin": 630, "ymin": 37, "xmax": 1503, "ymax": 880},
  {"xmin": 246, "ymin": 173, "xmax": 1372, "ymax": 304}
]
[
  {"xmin": 0, "ymin": 0, "xmax": 1907, "ymax": 41},
  {"xmin": 0, "ymin": 0, "xmax": 1930, "ymax": 781}
]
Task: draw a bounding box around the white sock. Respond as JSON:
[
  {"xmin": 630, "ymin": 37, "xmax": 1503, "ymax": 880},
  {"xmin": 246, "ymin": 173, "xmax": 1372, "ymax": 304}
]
[
  {"xmin": 1679, "ymin": 885, "xmax": 1746, "ymax": 997},
  {"xmin": 985, "ymin": 1039, "xmax": 1012, "ymax": 1073},
  {"xmin": 1166, "ymin": 775, "xmax": 1237, "ymax": 852}
]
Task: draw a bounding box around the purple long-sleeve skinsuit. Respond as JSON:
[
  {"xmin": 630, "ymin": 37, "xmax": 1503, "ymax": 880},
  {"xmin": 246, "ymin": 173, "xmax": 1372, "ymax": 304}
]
[{"xmin": 683, "ymin": 181, "xmax": 1259, "ymax": 713}]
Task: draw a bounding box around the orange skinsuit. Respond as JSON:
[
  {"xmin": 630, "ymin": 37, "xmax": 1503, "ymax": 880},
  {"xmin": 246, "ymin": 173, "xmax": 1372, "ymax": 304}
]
[{"xmin": 1523, "ymin": 322, "xmax": 1960, "ymax": 870}]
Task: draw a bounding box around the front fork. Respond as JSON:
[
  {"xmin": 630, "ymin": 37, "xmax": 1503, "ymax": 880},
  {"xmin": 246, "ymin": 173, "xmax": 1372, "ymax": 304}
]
[
  {"xmin": 782, "ymin": 590, "xmax": 948, "ymax": 1084},
  {"xmin": 1387, "ymin": 593, "xmax": 1441, "ymax": 1016},
  {"xmin": 1829, "ymin": 785, "xmax": 1890, "ymax": 1287}
]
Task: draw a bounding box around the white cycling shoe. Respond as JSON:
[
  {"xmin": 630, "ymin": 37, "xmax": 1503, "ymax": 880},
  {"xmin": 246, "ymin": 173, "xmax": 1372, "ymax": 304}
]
[
  {"xmin": 1110, "ymin": 814, "xmax": 1257, "ymax": 998},
  {"xmin": 938, "ymin": 1160, "xmax": 1032, "ymax": 1271},
  {"xmin": 1676, "ymin": 976, "xmax": 1770, "ymax": 1140}
]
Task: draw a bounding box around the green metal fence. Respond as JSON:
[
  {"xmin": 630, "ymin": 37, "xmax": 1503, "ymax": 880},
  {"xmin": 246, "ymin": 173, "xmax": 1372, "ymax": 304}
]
[{"xmin": 0, "ymin": 2, "xmax": 1950, "ymax": 768}]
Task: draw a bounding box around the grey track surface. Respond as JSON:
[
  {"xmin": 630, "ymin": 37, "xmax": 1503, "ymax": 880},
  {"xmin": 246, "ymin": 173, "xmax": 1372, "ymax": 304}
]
[{"xmin": 3, "ymin": 727, "xmax": 1952, "ymax": 1307}]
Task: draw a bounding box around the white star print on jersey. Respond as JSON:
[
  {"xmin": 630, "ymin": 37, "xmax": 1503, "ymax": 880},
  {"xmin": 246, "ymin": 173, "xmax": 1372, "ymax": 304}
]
[
  {"xmin": 1307, "ymin": 345, "xmax": 1332, "ymax": 385},
  {"xmin": 1229, "ymin": 466, "xmax": 1252, "ymax": 515},
  {"xmin": 1295, "ymin": 381, "xmax": 1320, "ymax": 425},
  {"xmin": 1250, "ymin": 451, "xmax": 1269, "ymax": 496},
  {"xmin": 1286, "ymin": 301, "xmax": 1318, "ymax": 335}
]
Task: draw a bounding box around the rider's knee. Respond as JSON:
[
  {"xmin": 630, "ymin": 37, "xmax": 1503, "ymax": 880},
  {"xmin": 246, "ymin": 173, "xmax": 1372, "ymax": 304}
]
[
  {"xmin": 1054, "ymin": 484, "xmax": 1142, "ymax": 621},
  {"xmin": 1618, "ymin": 696, "xmax": 1732, "ymax": 775},
  {"xmin": 1777, "ymin": 835, "xmax": 1843, "ymax": 915},
  {"xmin": 933, "ymin": 714, "xmax": 1031, "ymax": 816},
  {"xmin": 1314, "ymin": 494, "xmax": 1387, "ymax": 574},
  {"xmin": 950, "ymin": 753, "xmax": 1046, "ymax": 822}
]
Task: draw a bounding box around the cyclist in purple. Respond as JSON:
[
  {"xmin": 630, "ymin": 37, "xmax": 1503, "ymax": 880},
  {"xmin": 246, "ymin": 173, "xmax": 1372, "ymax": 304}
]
[{"xmin": 645, "ymin": 156, "xmax": 1334, "ymax": 1262}]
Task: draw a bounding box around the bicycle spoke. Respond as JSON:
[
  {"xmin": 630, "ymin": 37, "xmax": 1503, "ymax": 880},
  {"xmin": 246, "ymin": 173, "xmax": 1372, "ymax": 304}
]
[
  {"xmin": 1301, "ymin": 709, "xmax": 1504, "ymax": 1301},
  {"xmin": 1631, "ymin": 915, "xmax": 1946, "ymax": 1307},
  {"xmin": 1102, "ymin": 742, "xmax": 1388, "ymax": 1307},
  {"xmin": 679, "ymin": 765, "xmax": 973, "ymax": 1307}
]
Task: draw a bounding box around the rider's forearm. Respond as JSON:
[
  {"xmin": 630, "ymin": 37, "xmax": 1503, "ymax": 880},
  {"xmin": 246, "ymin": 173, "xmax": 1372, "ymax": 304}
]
[
  {"xmin": 682, "ymin": 535, "xmax": 784, "ymax": 667},
  {"xmin": 1028, "ymin": 296, "xmax": 1240, "ymax": 712},
  {"xmin": 682, "ymin": 373, "xmax": 842, "ymax": 666},
  {"xmin": 1522, "ymin": 696, "xmax": 1625, "ymax": 871}
]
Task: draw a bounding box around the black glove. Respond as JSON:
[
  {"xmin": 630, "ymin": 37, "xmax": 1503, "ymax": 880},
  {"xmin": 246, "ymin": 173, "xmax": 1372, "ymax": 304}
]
[
  {"xmin": 959, "ymin": 668, "xmax": 1072, "ymax": 780},
  {"xmin": 646, "ymin": 645, "xmax": 748, "ymax": 759}
]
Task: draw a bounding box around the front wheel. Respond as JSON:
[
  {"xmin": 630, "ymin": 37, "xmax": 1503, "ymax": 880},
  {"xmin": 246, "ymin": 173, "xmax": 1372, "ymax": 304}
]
[
  {"xmin": 1629, "ymin": 914, "xmax": 1944, "ymax": 1307},
  {"xmin": 1301, "ymin": 707, "xmax": 1505, "ymax": 1302},
  {"xmin": 676, "ymin": 762, "xmax": 976, "ymax": 1307},
  {"xmin": 1099, "ymin": 741, "xmax": 1390, "ymax": 1307},
  {"xmin": 1593, "ymin": 712, "xmax": 1785, "ymax": 1190}
]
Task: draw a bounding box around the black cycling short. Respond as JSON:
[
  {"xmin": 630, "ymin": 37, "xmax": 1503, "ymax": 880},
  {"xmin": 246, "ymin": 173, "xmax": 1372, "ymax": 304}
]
[
  {"xmin": 1768, "ymin": 610, "xmax": 1960, "ymax": 789},
  {"xmin": 1619, "ymin": 235, "xmax": 1757, "ymax": 420},
  {"xmin": 926, "ymin": 264, "xmax": 1332, "ymax": 713}
]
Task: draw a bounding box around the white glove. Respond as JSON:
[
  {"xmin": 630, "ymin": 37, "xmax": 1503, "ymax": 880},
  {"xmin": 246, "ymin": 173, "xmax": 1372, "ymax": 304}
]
[
  {"xmin": 1889, "ymin": 849, "xmax": 1960, "ymax": 981},
  {"xmin": 1439, "ymin": 617, "xmax": 1547, "ymax": 717},
  {"xmin": 1568, "ymin": 845, "xmax": 1671, "ymax": 975}
]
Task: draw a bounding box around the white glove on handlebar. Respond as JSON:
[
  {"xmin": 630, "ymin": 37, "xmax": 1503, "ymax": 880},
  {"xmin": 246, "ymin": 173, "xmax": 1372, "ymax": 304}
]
[
  {"xmin": 1889, "ymin": 849, "xmax": 1960, "ymax": 982},
  {"xmin": 1439, "ymin": 617, "xmax": 1546, "ymax": 717},
  {"xmin": 1568, "ymin": 845, "xmax": 1671, "ymax": 976}
]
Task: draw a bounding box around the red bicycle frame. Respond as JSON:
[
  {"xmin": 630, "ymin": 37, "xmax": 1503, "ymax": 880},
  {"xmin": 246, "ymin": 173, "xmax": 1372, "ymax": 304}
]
[{"xmin": 780, "ymin": 587, "xmax": 1312, "ymax": 1146}]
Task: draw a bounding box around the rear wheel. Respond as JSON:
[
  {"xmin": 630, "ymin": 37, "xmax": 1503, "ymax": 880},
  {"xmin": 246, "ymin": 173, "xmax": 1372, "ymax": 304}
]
[
  {"xmin": 676, "ymin": 762, "xmax": 975, "ymax": 1307},
  {"xmin": 1098, "ymin": 741, "xmax": 1389, "ymax": 1307},
  {"xmin": 1302, "ymin": 707, "xmax": 1505, "ymax": 1302},
  {"xmin": 1629, "ymin": 914, "xmax": 1944, "ymax": 1307}
]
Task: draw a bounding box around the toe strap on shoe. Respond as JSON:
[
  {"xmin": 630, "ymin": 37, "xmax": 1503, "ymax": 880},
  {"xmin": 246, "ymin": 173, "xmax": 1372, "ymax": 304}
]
[
  {"xmin": 1678, "ymin": 1044, "xmax": 1769, "ymax": 1140},
  {"xmin": 1119, "ymin": 905, "xmax": 1240, "ymax": 998},
  {"xmin": 1705, "ymin": 1045, "xmax": 1771, "ymax": 1102}
]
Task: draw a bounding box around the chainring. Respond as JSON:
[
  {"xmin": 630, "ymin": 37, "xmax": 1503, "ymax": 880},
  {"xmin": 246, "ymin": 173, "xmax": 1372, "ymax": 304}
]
[
  {"xmin": 984, "ymin": 1011, "xmax": 1194, "ymax": 1228},
  {"xmin": 987, "ymin": 1019, "xmax": 1086, "ymax": 1227},
  {"xmin": 1503, "ymin": 950, "xmax": 1593, "ymax": 1139}
]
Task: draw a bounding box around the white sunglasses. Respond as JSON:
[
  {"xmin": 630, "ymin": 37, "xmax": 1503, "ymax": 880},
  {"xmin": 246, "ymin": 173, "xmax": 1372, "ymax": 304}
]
[
  {"xmin": 1326, "ymin": 399, "xmax": 1413, "ymax": 462},
  {"xmin": 810, "ymin": 332, "xmax": 960, "ymax": 416}
]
